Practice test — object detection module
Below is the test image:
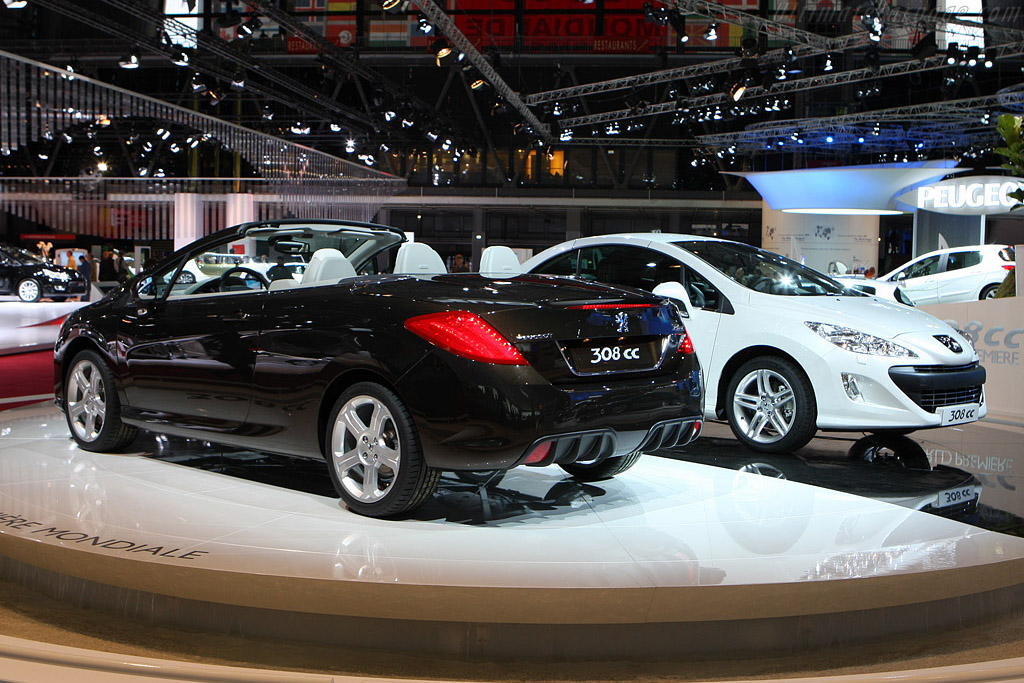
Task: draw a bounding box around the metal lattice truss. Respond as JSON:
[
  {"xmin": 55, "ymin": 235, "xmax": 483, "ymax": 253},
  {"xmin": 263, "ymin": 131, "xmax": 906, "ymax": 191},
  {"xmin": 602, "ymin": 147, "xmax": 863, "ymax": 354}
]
[
  {"xmin": 556, "ymin": 39, "xmax": 1024, "ymax": 130},
  {"xmin": 411, "ymin": 0, "xmax": 555, "ymax": 144},
  {"xmin": 528, "ymin": 0, "xmax": 1024, "ymax": 112},
  {"xmin": 695, "ymin": 91, "xmax": 1024, "ymax": 153},
  {"xmin": 28, "ymin": 0, "xmax": 384, "ymax": 134},
  {"xmin": 244, "ymin": 0, "xmax": 455, "ymax": 135}
]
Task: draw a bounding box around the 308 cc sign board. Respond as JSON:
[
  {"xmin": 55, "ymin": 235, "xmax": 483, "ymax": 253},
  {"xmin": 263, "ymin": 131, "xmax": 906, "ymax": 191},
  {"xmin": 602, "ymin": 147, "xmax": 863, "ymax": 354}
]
[{"xmin": 897, "ymin": 176, "xmax": 1024, "ymax": 215}]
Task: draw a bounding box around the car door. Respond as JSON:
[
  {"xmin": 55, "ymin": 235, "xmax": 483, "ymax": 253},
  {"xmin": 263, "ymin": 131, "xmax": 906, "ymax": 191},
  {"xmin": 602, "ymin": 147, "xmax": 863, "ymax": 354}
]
[
  {"xmin": 890, "ymin": 254, "xmax": 942, "ymax": 305},
  {"xmin": 119, "ymin": 247, "xmax": 265, "ymax": 431},
  {"xmin": 937, "ymin": 249, "xmax": 983, "ymax": 303},
  {"xmin": 0, "ymin": 250, "xmax": 14, "ymax": 294}
]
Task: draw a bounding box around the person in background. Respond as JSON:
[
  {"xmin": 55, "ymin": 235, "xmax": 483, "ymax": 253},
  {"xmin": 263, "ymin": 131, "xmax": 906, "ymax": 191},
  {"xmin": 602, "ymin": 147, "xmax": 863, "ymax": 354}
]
[
  {"xmin": 99, "ymin": 251, "xmax": 118, "ymax": 282},
  {"xmin": 864, "ymin": 266, "xmax": 876, "ymax": 279},
  {"xmin": 114, "ymin": 251, "xmax": 129, "ymax": 282},
  {"xmin": 77, "ymin": 253, "xmax": 93, "ymax": 302},
  {"xmin": 267, "ymin": 256, "xmax": 291, "ymax": 281},
  {"xmin": 451, "ymin": 253, "xmax": 470, "ymax": 272}
]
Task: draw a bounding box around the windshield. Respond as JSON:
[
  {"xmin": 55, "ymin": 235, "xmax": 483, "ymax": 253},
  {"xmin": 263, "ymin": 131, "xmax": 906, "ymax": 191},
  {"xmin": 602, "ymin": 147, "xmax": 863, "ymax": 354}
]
[
  {"xmin": 673, "ymin": 240, "xmax": 850, "ymax": 296},
  {"xmin": 2, "ymin": 247, "xmax": 47, "ymax": 266}
]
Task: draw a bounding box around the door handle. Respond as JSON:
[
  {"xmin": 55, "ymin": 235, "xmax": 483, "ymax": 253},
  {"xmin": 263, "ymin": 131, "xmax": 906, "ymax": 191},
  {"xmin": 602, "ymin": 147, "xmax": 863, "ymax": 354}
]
[{"xmin": 224, "ymin": 310, "xmax": 251, "ymax": 322}]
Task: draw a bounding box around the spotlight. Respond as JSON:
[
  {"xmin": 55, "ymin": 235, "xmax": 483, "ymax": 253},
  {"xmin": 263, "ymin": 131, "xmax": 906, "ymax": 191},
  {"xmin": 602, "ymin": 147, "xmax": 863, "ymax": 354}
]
[
  {"xmin": 380, "ymin": 0, "xmax": 405, "ymax": 11},
  {"xmin": 426, "ymin": 130, "xmax": 439, "ymax": 141},
  {"xmin": 207, "ymin": 89, "xmax": 223, "ymax": 106},
  {"xmin": 965, "ymin": 45, "xmax": 980, "ymax": 67},
  {"xmin": 417, "ymin": 15, "xmax": 434, "ymax": 34},
  {"xmin": 171, "ymin": 50, "xmax": 190, "ymax": 67},
  {"xmin": 186, "ymin": 136, "xmax": 200, "ymax": 149},
  {"xmin": 823, "ymin": 54, "xmax": 833, "ymax": 71},
  {"xmin": 470, "ymin": 78, "xmax": 487, "ymax": 90},
  {"xmin": 118, "ymin": 51, "xmax": 140, "ymax": 69},
  {"xmin": 62, "ymin": 132, "xmax": 73, "ymax": 143},
  {"xmin": 262, "ymin": 105, "xmax": 274, "ymax": 121},
  {"xmin": 3, "ymin": 1, "xmax": 28, "ymax": 8},
  {"xmin": 703, "ymin": 22, "xmax": 718, "ymax": 41},
  {"xmin": 290, "ymin": 122, "xmax": 310, "ymax": 134},
  {"xmin": 668, "ymin": 11, "xmax": 687, "ymax": 44},
  {"xmin": 157, "ymin": 128, "xmax": 171, "ymax": 140},
  {"xmin": 826, "ymin": 135, "xmax": 834, "ymax": 143},
  {"xmin": 96, "ymin": 161, "xmax": 108, "ymax": 172},
  {"xmin": 384, "ymin": 110, "xmax": 397, "ymax": 121},
  {"xmin": 230, "ymin": 70, "xmax": 245, "ymax": 90},
  {"xmin": 170, "ymin": 143, "xmax": 181, "ymax": 153},
  {"xmin": 860, "ymin": 6, "xmax": 884, "ymax": 42},
  {"xmin": 729, "ymin": 80, "xmax": 747, "ymax": 102},
  {"xmin": 431, "ymin": 38, "xmax": 452, "ymax": 65},
  {"xmin": 238, "ymin": 17, "xmax": 262, "ymax": 36},
  {"xmin": 345, "ymin": 138, "xmax": 357, "ymax": 153},
  {"xmin": 190, "ymin": 73, "xmax": 207, "ymax": 94},
  {"xmin": 402, "ymin": 117, "xmax": 414, "ymax": 128},
  {"xmin": 330, "ymin": 123, "xmax": 343, "ymax": 132},
  {"xmin": 946, "ymin": 42, "xmax": 960, "ymax": 65},
  {"xmin": 560, "ymin": 129, "xmax": 574, "ymax": 142}
]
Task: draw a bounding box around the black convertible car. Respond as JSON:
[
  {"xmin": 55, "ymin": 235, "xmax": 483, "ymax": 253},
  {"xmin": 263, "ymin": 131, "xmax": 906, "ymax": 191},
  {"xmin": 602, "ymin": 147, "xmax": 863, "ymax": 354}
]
[
  {"xmin": 54, "ymin": 220, "xmax": 703, "ymax": 517},
  {"xmin": 0, "ymin": 245, "xmax": 87, "ymax": 302}
]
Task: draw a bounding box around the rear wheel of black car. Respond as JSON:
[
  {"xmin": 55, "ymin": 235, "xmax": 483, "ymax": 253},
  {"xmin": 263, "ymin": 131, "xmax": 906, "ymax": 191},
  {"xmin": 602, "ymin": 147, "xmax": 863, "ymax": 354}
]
[
  {"xmin": 16, "ymin": 278, "xmax": 41, "ymax": 302},
  {"xmin": 326, "ymin": 382, "xmax": 440, "ymax": 517},
  {"xmin": 725, "ymin": 356, "xmax": 816, "ymax": 454},
  {"xmin": 560, "ymin": 450, "xmax": 642, "ymax": 482},
  {"xmin": 64, "ymin": 350, "xmax": 137, "ymax": 452}
]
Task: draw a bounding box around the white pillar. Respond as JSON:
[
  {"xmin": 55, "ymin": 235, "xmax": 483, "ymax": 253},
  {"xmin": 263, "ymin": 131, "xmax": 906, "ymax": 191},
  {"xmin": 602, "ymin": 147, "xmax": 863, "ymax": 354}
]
[
  {"xmin": 225, "ymin": 193, "xmax": 256, "ymax": 228},
  {"xmin": 173, "ymin": 193, "xmax": 202, "ymax": 252}
]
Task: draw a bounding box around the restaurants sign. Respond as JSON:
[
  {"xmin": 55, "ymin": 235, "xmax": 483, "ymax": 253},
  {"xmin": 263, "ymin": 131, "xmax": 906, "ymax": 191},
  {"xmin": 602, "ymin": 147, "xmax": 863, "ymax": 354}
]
[{"xmin": 897, "ymin": 176, "xmax": 1024, "ymax": 215}]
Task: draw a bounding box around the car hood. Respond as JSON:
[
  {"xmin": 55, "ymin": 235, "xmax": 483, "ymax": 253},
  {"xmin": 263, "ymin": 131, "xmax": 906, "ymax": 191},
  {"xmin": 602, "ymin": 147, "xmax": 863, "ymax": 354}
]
[{"xmin": 753, "ymin": 293, "xmax": 958, "ymax": 337}]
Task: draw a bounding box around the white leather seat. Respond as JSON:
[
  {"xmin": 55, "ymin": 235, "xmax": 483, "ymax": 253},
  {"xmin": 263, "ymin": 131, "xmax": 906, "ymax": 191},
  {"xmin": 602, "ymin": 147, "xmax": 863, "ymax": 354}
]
[
  {"xmin": 268, "ymin": 279, "xmax": 296, "ymax": 291},
  {"xmin": 393, "ymin": 242, "xmax": 447, "ymax": 274},
  {"xmin": 298, "ymin": 248, "xmax": 356, "ymax": 287},
  {"xmin": 479, "ymin": 246, "xmax": 522, "ymax": 277}
]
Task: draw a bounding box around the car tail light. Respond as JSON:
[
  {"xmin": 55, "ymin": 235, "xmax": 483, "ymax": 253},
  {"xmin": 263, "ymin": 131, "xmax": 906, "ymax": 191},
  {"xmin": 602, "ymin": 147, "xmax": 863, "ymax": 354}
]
[
  {"xmin": 405, "ymin": 310, "xmax": 528, "ymax": 365},
  {"xmin": 1003, "ymin": 264, "xmax": 1015, "ymax": 270},
  {"xmin": 567, "ymin": 303, "xmax": 657, "ymax": 310},
  {"xmin": 678, "ymin": 330, "xmax": 694, "ymax": 354},
  {"xmin": 523, "ymin": 441, "xmax": 552, "ymax": 465}
]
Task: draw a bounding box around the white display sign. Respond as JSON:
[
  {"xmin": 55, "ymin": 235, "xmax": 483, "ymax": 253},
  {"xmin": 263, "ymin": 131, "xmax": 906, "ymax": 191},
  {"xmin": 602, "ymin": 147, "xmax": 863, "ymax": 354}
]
[
  {"xmin": 761, "ymin": 202, "xmax": 879, "ymax": 274},
  {"xmin": 898, "ymin": 176, "xmax": 1024, "ymax": 215}
]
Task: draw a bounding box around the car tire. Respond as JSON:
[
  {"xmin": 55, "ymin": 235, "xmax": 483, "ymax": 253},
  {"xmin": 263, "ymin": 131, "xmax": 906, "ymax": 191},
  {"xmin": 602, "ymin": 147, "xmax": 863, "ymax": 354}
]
[
  {"xmin": 16, "ymin": 278, "xmax": 42, "ymax": 302},
  {"xmin": 326, "ymin": 382, "xmax": 440, "ymax": 517},
  {"xmin": 725, "ymin": 356, "xmax": 816, "ymax": 454},
  {"xmin": 980, "ymin": 284, "xmax": 999, "ymax": 300},
  {"xmin": 560, "ymin": 450, "xmax": 642, "ymax": 482},
  {"xmin": 64, "ymin": 350, "xmax": 137, "ymax": 452},
  {"xmin": 849, "ymin": 434, "xmax": 930, "ymax": 469},
  {"xmin": 177, "ymin": 271, "xmax": 196, "ymax": 284}
]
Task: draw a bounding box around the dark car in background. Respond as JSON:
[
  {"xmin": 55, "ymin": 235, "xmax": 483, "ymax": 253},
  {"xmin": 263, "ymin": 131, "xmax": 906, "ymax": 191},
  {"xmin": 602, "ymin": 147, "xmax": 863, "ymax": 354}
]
[
  {"xmin": 54, "ymin": 220, "xmax": 703, "ymax": 517},
  {"xmin": 0, "ymin": 245, "xmax": 88, "ymax": 302}
]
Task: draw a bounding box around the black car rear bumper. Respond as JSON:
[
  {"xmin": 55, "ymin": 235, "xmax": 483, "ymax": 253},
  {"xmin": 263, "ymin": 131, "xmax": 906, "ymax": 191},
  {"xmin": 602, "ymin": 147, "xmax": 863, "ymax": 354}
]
[{"xmin": 397, "ymin": 353, "xmax": 703, "ymax": 471}]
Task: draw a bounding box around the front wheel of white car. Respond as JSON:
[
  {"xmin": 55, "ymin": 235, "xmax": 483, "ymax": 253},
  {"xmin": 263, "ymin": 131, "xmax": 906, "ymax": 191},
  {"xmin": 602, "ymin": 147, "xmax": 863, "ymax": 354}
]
[{"xmin": 725, "ymin": 356, "xmax": 816, "ymax": 454}]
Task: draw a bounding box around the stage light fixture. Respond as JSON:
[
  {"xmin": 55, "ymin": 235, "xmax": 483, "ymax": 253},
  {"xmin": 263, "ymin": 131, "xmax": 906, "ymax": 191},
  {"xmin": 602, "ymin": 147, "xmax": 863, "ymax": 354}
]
[
  {"xmin": 470, "ymin": 78, "xmax": 487, "ymax": 90},
  {"xmin": 230, "ymin": 70, "xmax": 245, "ymax": 90},
  {"xmin": 417, "ymin": 16, "xmax": 434, "ymax": 34},
  {"xmin": 823, "ymin": 54, "xmax": 833, "ymax": 71},
  {"xmin": 238, "ymin": 17, "xmax": 262, "ymax": 36},
  {"xmin": 190, "ymin": 73, "xmax": 207, "ymax": 93},
  {"xmin": 171, "ymin": 49, "xmax": 190, "ymax": 67},
  {"xmin": 118, "ymin": 51, "xmax": 140, "ymax": 69},
  {"xmin": 729, "ymin": 80, "xmax": 747, "ymax": 102},
  {"xmin": 703, "ymin": 23, "xmax": 717, "ymax": 41},
  {"xmin": 432, "ymin": 38, "xmax": 453, "ymax": 66}
]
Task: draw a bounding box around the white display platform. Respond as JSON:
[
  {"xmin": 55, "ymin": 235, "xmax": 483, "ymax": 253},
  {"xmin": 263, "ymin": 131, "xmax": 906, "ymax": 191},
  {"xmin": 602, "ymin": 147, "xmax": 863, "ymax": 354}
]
[
  {"xmin": 1, "ymin": 403, "xmax": 1023, "ymax": 660},
  {"xmin": 0, "ymin": 300, "xmax": 88, "ymax": 354}
]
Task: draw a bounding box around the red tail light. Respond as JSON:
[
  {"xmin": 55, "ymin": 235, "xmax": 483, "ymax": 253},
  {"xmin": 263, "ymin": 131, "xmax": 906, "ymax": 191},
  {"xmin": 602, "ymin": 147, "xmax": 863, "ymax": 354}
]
[
  {"xmin": 1003, "ymin": 264, "xmax": 1015, "ymax": 270},
  {"xmin": 567, "ymin": 303, "xmax": 656, "ymax": 310},
  {"xmin": 405, "ymin": 311, "xmax": 528, "ymax": 365},
  {"xmin": 523, "ymin": 441, "xmax": 552, "ymax": 465},
  {"xmin": 678, "ymin": 330, "xmax": 694, "ymax": 355}
]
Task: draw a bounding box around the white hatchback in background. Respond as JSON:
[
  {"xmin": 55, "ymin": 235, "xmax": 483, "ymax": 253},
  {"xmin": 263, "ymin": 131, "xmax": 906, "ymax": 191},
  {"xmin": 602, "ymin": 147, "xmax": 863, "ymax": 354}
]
[
  {"xmin": 876, "ymin": 244, "xmax": 1014, "ymax": 304},
  {"xmin": 523, "ymin": 234, "xmax": 986, "ymax": 454}
]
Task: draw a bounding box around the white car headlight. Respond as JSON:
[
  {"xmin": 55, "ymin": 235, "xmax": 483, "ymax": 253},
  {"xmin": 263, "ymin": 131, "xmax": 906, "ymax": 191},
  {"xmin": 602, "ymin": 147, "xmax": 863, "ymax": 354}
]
[{"xmin": 805, "ymin": 321, "xmax": 918, "ymax": 358}]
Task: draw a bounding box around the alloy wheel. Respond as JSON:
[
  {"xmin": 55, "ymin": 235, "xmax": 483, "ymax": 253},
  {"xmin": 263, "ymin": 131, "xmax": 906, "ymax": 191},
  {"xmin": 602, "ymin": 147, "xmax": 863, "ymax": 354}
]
[
  {"xmin": 17, "ymin": 279, "xmax": 40, "ymax": 302},
  {"xmin": 66, "ymin": 358, "xmax": 106, "ymax": 442},
  {"xmin": 731, "ymin": 368, "xmax": 797, "ymax": 444},
  {"xmin": 331, "ymin": 395, "xmax": 401, "ymax": 503}
]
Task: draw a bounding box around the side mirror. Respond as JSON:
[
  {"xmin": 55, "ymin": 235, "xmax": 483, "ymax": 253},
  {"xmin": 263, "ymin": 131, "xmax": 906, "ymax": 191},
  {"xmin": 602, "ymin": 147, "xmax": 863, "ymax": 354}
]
[
  {"xmin": 895, "ymin": 271, "xmax": 907, "ymax": 281},
  {"xmin": 652, "ymin": 281, "xmax": 690, "ymax": 317}
]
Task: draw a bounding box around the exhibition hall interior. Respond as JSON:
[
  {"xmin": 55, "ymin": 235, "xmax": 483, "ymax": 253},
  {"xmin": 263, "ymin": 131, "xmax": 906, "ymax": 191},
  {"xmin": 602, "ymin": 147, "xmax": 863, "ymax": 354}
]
[{"xmin": 2, "ymin": 0, "xmax": 1024, "ymax": 681}]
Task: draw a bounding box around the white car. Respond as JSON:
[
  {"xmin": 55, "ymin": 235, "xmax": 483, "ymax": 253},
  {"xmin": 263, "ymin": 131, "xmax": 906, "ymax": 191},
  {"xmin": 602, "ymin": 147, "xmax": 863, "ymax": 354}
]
[
  {"xmin": 524, "ymin": 234, "xmax": 986, "ymax": 454},
  {"xmin": 834, "ymin": 276, "xmax": 915, "ymax": 306},
  {"xmin": 876, "ymin": 244, "xmax": 1014, "ymax": 304}
]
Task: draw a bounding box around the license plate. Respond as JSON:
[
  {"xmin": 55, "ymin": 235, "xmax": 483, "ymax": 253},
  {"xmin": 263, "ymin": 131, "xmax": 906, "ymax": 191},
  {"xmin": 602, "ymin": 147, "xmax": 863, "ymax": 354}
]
[
  {"xmin": 565, "ymin": 338, "xmax": 660, "ymax": 374},
  {"xmin": 934, "ymin": 485, "xmax": 979, "ymax": 509},
  {"xmin": 939, "ymin": 403, "xmax": 980, "ymax": 426}
]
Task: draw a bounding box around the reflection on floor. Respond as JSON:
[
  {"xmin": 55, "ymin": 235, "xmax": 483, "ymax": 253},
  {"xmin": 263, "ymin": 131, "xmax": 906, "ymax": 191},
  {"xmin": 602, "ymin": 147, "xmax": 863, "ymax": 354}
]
[{"xmin": 2, "ymin": 403, "xmax": 1023, "ymax": 595}]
